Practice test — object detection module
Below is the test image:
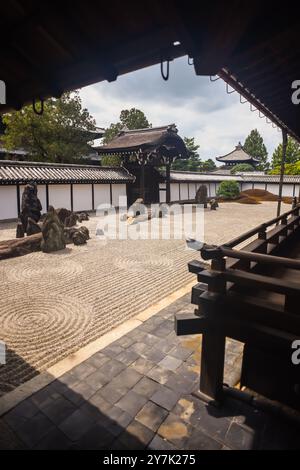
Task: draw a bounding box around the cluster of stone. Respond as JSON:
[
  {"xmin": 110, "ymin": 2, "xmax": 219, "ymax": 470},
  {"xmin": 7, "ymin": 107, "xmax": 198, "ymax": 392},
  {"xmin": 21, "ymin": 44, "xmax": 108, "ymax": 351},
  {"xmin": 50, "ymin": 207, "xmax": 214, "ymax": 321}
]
[
  {"xmin": 41, "ymin": 206, "xmax": 66, "ymax": 253},
  {"xmin": 16, "ymin": 185, "xmax": 90, "ymax": 253},
  {"xmin": 16, "ymin": 183, "xmax": 42, "ymax": 238}
]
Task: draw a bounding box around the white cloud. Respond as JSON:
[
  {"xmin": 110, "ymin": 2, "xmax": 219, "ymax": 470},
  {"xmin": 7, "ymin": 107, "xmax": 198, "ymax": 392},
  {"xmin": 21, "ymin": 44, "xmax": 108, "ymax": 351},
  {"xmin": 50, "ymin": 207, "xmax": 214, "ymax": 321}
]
[{"xmin": 79, "ymin": 56, "xmax": 282, "ymax": 161}]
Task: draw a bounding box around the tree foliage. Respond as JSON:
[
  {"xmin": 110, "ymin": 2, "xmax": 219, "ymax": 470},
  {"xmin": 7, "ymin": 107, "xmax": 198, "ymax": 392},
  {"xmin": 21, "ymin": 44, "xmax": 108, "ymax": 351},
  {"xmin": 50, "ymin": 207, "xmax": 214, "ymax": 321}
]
[
  {"xmin": 270, "ymin": 161, "xmax": 300, "ymax": 175},
  {"xmin": 102, "ymin": 108, "xmax": 151, "ymax": 144},
  {"xmin": 2, "ymin": 92, "xmax": 96, "ymax": 163},
  {"xmin": 217, "ymin": 180, "xmax": 240, "ymax": 199},
  {"xmin": 271, "ymin": 137, "xmax": 300, "ymax": 168},
  {"xmin": 230, "ymin": 163, "xmax": 255, "ymax": 174},
  {"xmin": 201, "ymin": 158, "xmax": 216, "ymax": 172},
  {"xmin": 172, "ymin": 137, "xmax": 216, "ymax": 172},
  {"xmin": 101, "ymin": 154, "xmax": 122, "ymax": 167},
  {"xmin": 243, "ymin": 129, "xmax": 268, "ymax": 170}
]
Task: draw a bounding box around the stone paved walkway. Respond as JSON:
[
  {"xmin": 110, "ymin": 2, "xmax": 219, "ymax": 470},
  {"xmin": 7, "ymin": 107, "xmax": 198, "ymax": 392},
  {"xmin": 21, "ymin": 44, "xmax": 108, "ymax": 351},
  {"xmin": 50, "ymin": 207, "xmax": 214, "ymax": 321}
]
[{"xmin": 1, "ymin": 293, "xmax": 299, "ymax": 450}]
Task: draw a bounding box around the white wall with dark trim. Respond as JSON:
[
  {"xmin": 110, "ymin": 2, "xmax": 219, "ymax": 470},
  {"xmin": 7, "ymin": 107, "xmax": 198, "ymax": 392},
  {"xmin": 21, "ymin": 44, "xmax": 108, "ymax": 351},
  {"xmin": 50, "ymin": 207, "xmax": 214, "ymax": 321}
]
[
  {"xmin": 159, "ymin": 181, "xmax": 300, "ymax": 203},
  {"xmin": 0, "ymin": 182, "xmax": 127, "ymax": 221}
]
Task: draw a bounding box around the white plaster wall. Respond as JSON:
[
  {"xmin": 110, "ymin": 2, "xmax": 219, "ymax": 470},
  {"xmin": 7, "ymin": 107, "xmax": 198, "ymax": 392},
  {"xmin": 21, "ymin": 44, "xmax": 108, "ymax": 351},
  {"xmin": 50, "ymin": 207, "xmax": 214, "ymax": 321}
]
[
  {"xmin": 266, "ymin": 183, "xmax": 280, "ymax": 196},
  {"xmin": 180, "ymin": 183, "xmax": 189, "ymax": 200},
  {"xmin": 112, "ymin": 184, "xmax": 127, "ymax": 207},
  {"xmin": 19, "ymin": 184, "xmax": 47, "ymax": 214},
  {"xmin": 0, "ymin": 186, "xmax": 18, "ymax": 219},
  {"xmin": 241, "ymin": 182, "xmax": 253, "ymax": 191},
  {"xmin": 49, "ymin": 184, "xmax": 71, "ymax": 210},
  {"xmin": 94, "ymin": 184, "xmax": 111, "ymax": 209},
  {"xmin": 188, "ymin": 183, "xmax": 196, "ymax": 200},
  {"xmin": 171, "ymin": 183, "xmax": 180, "ymax": 201},
  {"xmin": 209, "ymin": 183, "xmax": 216, "ymax": 197},
  {"xmin": 281, "ymin": 184, "xmax": 294, "ymax": 197},
  {"xmin": 73, "ymin": 184, "xmax": 93, "ymax": 212},
  {"xmin": 252, "ymin": 183, "xmax": 266, "ymax": 191},
  {"xmin": 159, "ymin": 184, "xmax": 166, "ymax": 203}
]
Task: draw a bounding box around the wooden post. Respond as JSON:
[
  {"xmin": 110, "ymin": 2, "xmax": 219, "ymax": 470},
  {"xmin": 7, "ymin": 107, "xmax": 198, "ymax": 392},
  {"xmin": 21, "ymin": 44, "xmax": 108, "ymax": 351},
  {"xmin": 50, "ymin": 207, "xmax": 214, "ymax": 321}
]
[
  {"xmin": 166, "ymin": 158, "xmax": 171, "ymax": 204},
  {"xmin": 199, "ymin": 256, "xmax": 226, "ymax": 401},
  {"xmin": 200, "ymin": 328, "xmax": 226, "ymax": 401},
  {"xmin": 16, "ymin": 184, "xmax": 20, "ymax": 216},
  {"xmin": 140, "ymin": 158, "xmax": 145, "ymax": 202},
  {"xmin": 277, "ymin": 129, "xmax": 288, "ymax": 217}
]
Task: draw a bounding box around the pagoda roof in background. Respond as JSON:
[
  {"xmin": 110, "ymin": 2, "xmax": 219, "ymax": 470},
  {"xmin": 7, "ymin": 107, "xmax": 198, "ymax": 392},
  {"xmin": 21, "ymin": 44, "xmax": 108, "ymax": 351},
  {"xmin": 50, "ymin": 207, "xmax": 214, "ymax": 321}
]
[
  {"xmin": 96, "ymin": 124, "xmax": 187, "ymax": 158},
  {"xmin": 216, "ymin": 142, "xmax": 260, "ymax": 165}
]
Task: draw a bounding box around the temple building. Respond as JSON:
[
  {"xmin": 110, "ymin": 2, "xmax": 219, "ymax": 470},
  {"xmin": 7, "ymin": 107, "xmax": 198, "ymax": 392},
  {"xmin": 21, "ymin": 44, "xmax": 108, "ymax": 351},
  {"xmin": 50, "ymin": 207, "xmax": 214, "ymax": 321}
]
[
  {"xmin": 96, "ymin": 124, "xmax": 187, "ymax": 205},
  {"xmin": 216, "ymin": 142, "xmax": 260, "ymax": 167}
]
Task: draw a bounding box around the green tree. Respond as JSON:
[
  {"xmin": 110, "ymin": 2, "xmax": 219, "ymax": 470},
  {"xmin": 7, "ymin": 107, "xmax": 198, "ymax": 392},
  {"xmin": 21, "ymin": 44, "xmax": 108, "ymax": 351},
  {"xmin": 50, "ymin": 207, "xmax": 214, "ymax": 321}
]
[
  {"xmin": 101, "ymin": 154, "xmax": 122, "ymax": 167},
  {"xmin": 200, "ymin": 158, "xmax": 216, "ymax": 172},
  {"xmin": 172, "ymin": 137, "xmax": 201, "ymax": 171},
  {"xmin": 243, "ymin": 129, "xmax": 268, "ymax": 170},
  {"xmin": 231, "ymin": 163, "xmax": 255, "ymax": 174},
  {"xmin": 2, "ymin": 92, "xmax": 96, "ymax": 163},
  {"xmin": 270, "ymin": 161, "xmax": 300, "ymax": 175},
  {"xmin": 217, "ymin": 180, "xmax": 240, "ymax": 199},
  {"xmin": 271, "ymin": 137, "xmax": 300, "ymax": 168},
  {"xmin": 103, "ymin": 108, "xmax": 151, "ymax": 144}
]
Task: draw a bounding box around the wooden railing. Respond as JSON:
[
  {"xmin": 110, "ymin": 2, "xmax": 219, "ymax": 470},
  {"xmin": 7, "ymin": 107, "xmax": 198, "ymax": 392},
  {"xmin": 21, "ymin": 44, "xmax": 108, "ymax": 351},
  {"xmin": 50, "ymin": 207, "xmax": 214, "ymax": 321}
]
[{"xmin": 176, "ymin": 201, "xmax": 300, "ymax": 406}]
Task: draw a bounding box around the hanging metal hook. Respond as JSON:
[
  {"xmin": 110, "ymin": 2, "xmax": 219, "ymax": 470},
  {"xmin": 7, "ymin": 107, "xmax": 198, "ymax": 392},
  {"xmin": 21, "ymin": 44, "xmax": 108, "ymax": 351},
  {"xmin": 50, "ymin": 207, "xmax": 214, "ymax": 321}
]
[
  {"xmin": 250, "ymin": 103, "xmax": 258, "ymax": 112},
  {"xmin": 209, "ymin": 75, "xmax": 220, "ymax": 82},
  {"xmin": 32, "ymin": 98, "xmax": 44, "ymax": 115},
  {"xmin": 266, "ymin": 117, "xmax": 272, "ymax": 124},
  {"xmin": 240, "ymin": 94, "xmax": 247, "ymax": 104},
  {"xmin": 259, "ymin": 110, "xmax": 265, "ymax": 118},
  {"xmin": 160, "ymin": 60, "xmax": 170, "ymax": 81},
  {"xmin": 226, "ymin": 83, "xmax": 236, "ymax": 94}
]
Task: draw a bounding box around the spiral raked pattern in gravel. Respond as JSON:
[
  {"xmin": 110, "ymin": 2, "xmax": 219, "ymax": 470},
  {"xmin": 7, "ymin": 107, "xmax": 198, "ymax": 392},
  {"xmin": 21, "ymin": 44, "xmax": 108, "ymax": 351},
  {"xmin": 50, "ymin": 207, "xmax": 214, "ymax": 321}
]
[
  {"xmin": 5, "ymin": 258, "xmax": 83, "ymax": 285},
  {"xmin": 0, "ymin": 294, "xmax": 94, "ymax": 393},
  {"xmin": 114, "ymin": 254, "xmax": 175, "ymax": 273}
]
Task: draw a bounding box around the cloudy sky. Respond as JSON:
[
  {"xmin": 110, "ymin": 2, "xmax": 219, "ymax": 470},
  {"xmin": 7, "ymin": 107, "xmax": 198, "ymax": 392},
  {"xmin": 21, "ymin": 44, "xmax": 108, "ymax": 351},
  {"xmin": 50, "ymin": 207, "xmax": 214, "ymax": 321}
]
[{"xmin": 79, "ymin": 56, "xmax": 281, "ymax": 162}]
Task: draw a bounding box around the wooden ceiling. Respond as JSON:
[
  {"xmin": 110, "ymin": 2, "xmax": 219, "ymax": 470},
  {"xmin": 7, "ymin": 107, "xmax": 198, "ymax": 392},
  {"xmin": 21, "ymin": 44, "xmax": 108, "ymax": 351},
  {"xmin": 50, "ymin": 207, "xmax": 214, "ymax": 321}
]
[{"xmin": 1, "ymin": 1, "xmax": 300, "ymax": 140}]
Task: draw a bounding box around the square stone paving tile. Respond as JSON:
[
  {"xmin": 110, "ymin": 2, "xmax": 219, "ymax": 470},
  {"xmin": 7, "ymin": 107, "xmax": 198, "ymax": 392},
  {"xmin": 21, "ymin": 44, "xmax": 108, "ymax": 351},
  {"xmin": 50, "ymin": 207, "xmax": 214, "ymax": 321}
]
[
  {"xmin": 64, "ymin": 381, "xmax": 96, "ymax": 406},
  {"xmin": 117, "ymin": 420, "xmax": 155, "ymax": 450},
  {"xmin": 116, "ymin": 390, "xmax": 148, "ymax": 417},
  {"xmin": 151, "ymin": 385, "xmax": 181, "ymax": 411},
  {"xmin": 101, "ymin": 344, "xmax": 125, "ymax": 358},
  {"xmin": 158, "ymin": 355, "xmax": 183, "ymax": 371},
  {"xmin": 98, "ymin": 406, "xmax": 133, "ymax": 437},
  {"xmin": 40, "ymin": 394, "xmax": 77, "ymax": 426},
  {"xmin": 84, "ymin": 368, "xmax": 110, "ymax": 391},
  {"xmin": 132, "ymin": 377, "xmax": 160, "ymax": 398},
  {"xmin": 146, "ymin": 365, "xmax": 175, "ymax": 385},
  {"xmin": 58, "ymin": 408, "xmax": 96, "ymax": 441},
  {"xmin": 15, "ymin": 411, "xmax": 55, "ymax": 448},
  {"xmin": 172, "ymin": 395, "xmax": 231, "ymax": 442},
  {"xmin": 130, "ymin": 357, "xmax": 155, "ymax": 375},
  {"xmin": 4, "ymin": 398, "xmax": 39, "ymax": 431},
  {"xmin": 85, "ymin": 352, "xmax": 110, "ymax": 369},
  {"xmin": 115, "ymin": 349, "xmax": 140, "ymax": 366},
  {"xmin": 34, "ymin": 427, "xmax": 72, "ymax": 450},
  {"xmin": 96, "ymin": 358, "xmax": 126, "ymax": 380},
  {"xmin": 75, "ymin": 422, "xmax": 116, "ymax": 450},
  {"xmin": 136, "ymin": 401, "xmax": 168, "ymax": 432},
  {"xmin": 99, "ymin": 382, "xmax": 129, "ymax": 406},
  {"xmin": 112, "ymin": 368, "xmax": 143, "ymax": 389},
  {"xmin": 147, "ymin": 434, "xmax": 176, "ymax": 450},
  {"xmin": 69, "ymin": 362, "xmax": 97, "ymax": 381},
  {"xmin": 157, "ymin": 412, "xmax": 193, "ymax": 449},
  {"xmin": 224, "ymin": 422, "xmax": 256, "ymax": 450}
]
